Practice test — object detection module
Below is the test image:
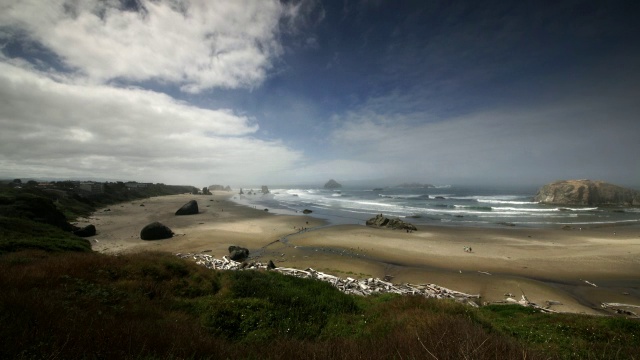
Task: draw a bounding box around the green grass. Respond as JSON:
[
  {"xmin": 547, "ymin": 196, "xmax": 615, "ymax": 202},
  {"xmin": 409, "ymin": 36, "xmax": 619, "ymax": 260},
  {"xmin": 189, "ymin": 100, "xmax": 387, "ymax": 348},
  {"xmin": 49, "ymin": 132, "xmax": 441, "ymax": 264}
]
[
  {"xmin": 2, "ymin": 249, "xmax": 638, "ymax": 359},
  {"xmin": 200, "ymin": 270, "xmax": 359, "ymax": 340},
  {"xmin": 478, "ymin": 304, "xmax": 640, "ymax": 359},
  {"xmin": 0, "ymin": 216, "xmax": 91, "ymax": 254}
]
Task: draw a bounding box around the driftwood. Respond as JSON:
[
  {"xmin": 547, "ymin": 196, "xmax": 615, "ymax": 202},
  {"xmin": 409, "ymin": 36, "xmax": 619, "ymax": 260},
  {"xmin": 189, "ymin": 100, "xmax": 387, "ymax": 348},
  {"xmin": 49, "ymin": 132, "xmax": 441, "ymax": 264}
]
[
  {"xmin": 176, "ymin": 253, "xmax": 480, "ymax": 305},
  {"xmin": 503, "ymin": 295, "xmax": 556, "ymax": 313},
  {"xmin": 495, "ymin": 286, "xmax": 558, "ymax": 313},
  {"xmin": 601, "ymin": 303, "xmax": 640, "ymax": 317}
]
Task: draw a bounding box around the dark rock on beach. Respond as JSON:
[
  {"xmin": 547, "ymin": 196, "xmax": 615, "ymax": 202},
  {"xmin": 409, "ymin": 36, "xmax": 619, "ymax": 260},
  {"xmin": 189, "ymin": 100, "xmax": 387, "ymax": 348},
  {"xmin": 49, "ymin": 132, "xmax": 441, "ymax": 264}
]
[
  {"xmin": 140, "ymin": 221, "xmax": 174, "ymax": 240},
  {"xmin": 534, "ymin": 180, "xmax": 640, "ymax": 206},
  {"xmin": 175, "ymin": 200, "xmax": 199, "ymax": 215},
  {"xmin": 73, "ymin": 224, "xmax": 96, "ymax": 237},
  {"xmin": 366, "ymin": 214, "xmax": 417, "ymax": 231},
  {"xmin": 324, "ymin": 179, "xmax": 342, "ymax": 189},
  {"xmin": 302, "ymin": 209, "xmax": 313, "ymax": 214},
  {"xmin": 228, "ymin": 245, "xmax": 249, "ymax": 261}
]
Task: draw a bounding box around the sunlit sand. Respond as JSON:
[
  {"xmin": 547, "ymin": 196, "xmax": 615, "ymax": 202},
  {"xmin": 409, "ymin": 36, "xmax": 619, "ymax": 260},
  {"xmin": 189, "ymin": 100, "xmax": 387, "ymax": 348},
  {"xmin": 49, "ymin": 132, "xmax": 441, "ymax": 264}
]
[{"xmin": 79, "ymin": 192, "xmax": 640, "ymax": 316}]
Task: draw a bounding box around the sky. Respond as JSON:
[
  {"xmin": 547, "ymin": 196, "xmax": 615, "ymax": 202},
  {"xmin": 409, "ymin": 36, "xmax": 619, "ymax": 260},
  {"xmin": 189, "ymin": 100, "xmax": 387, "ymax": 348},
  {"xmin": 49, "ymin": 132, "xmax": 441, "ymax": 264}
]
[{"xmin": 1, "ymin": 0, "xmax": 639, "ymax": 188}]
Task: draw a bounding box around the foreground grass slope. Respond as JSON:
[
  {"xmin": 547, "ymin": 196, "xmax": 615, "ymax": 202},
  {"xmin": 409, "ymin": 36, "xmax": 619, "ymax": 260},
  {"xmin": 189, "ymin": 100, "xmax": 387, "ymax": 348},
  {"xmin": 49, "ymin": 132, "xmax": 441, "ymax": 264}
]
[
  {"xmin": 1, "ymin": 250, "xmax": 639, "ymax": 359},
  {"xmin": 0, "ymin": 217, "xmax": 91, "ymax": 255}
]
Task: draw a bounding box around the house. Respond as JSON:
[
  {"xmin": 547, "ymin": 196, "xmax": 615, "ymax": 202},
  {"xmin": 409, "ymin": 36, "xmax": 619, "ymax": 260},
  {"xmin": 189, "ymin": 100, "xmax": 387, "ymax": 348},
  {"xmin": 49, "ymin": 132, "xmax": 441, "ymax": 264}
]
[
  {"xmin": 79, "ymin": 182, "xmax": 104, "ymax": 194},
  {"xmin": 125, "ymin": 182, "xmax": 151, "ymax": 190}
]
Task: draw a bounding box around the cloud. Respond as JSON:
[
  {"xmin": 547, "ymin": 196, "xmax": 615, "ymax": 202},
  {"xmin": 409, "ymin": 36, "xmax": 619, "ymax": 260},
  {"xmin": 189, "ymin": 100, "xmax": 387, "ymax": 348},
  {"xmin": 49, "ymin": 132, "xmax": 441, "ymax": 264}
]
[
  {"xmin": 328, "ymin": 91, "xmax": 640, "ymax": 186},
  {"xmin": 0, "ymin": 0, "xmax": 294, "ymax": 92},
  {"xmin": 0, "ymin": 61, "xmax": 303, "ymax": 185}
]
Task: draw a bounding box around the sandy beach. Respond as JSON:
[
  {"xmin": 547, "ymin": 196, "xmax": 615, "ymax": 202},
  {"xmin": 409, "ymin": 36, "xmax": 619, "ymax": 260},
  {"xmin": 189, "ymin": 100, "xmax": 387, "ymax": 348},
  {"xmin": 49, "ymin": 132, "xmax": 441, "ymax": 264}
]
[{"xmin": 77, "ymin": 192, "xmax": 640, "ymax": 315}]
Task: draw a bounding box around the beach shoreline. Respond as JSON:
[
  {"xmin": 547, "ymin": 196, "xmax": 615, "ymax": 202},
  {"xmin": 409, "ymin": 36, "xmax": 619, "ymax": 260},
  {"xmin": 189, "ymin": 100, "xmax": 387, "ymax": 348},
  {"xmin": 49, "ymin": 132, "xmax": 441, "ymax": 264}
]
[{"xmin": 77, "ymin": 192, "xmax": 640, "ymax": 316}]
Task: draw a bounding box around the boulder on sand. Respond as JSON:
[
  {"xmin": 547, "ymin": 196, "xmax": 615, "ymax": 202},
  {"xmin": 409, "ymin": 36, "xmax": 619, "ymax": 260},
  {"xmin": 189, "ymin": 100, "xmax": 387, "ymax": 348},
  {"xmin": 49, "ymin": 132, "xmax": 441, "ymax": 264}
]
[
  {"xmin": 366, "ymin": 214, "xmax": 417, "ymax": 231},
  {"xmin": 140, "ymin": 221, "xmax": 174, "ymax": 240},
  {"xmin": 228, "ymin": 245, "xmax": 249, "ymax": 261},
  {"xmin": 175, "ymin": 200, "xmax": 199, "ymax": 215},
  {"xmin": 73, "ymin": 224, "xmax": 96, "ymax": 237}
]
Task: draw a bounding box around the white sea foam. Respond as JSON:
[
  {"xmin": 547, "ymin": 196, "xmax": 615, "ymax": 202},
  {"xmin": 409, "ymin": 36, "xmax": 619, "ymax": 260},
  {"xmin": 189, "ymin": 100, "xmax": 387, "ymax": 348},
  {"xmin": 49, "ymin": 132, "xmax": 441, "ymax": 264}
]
[
  {"xmin": 235, "ymin": 186, "xmax": 637, "ymax": 228},
  {"xmin": 476, "ymin": 199, "xmax": 538, "ymax": 205}
]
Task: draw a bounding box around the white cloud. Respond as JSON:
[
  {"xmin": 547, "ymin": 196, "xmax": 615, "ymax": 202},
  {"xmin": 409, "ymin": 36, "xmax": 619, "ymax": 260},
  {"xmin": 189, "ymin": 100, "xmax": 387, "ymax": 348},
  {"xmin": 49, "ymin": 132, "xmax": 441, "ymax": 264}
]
[
  {"xmin": 0, "ymin": 0, "xmax": 293, "ymax": 92},
  {"xmin": 0, "ymin": 61, "xmax": 303, "ymax": 185}
]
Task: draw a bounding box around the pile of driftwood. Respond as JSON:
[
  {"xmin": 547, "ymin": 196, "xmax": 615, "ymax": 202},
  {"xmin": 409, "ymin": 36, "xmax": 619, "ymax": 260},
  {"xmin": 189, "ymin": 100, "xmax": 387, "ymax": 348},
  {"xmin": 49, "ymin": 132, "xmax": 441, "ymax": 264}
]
[
  {"xmin": 502, "ymin": 294, "xmax": 557, "ymax": 313},
  {"xmin": 175, "ymin": 253, "xmax": 640, "ymax": 316},
  {"xmin": 176, "ymin": 253, "xmax": 480, "ymax": 306},
  {"xmin": 601, "ymin": 302, "xmax": 640, "ymax": 317}
]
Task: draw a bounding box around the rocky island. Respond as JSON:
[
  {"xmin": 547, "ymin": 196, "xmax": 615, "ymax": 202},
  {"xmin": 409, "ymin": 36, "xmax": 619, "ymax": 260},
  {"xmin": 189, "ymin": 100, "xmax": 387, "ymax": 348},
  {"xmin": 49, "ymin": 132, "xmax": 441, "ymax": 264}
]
[
  {"xmin": 534, "ymin": 179, "xmax": 640, "ymax": 206},
  {"xmin": 324, "ymin": 179, "xmax": 342, "ymax": 189}
]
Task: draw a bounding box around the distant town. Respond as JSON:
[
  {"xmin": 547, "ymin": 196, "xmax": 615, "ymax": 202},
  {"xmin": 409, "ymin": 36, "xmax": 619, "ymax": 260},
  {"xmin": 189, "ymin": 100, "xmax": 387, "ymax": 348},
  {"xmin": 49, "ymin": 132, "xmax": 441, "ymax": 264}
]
[
  {"xmin": 0, "ymin": 178, "xmax": 236, "ymax": 198},
  {"xmin": 2, "ymin": 179, "xmax": 158, "ymax": 195}
]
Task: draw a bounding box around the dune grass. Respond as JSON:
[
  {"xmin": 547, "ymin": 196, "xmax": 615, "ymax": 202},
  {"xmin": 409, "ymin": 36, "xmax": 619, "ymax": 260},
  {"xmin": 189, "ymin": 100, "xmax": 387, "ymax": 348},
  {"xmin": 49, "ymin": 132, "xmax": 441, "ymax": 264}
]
[
  {"xmin": 2, "ymin": 249, "xmax": 638, "ymax": 359},
  {"xmin": 0, "ymin": 216, "xmax": 91, "ymax": 255}
]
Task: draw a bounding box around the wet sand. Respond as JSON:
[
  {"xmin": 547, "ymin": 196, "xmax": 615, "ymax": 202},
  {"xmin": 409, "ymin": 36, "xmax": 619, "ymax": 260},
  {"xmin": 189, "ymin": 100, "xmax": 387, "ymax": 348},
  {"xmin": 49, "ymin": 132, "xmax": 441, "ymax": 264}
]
[{"xmin": 77, "ymin": 192, "xmax": 640, "ymax": 315}]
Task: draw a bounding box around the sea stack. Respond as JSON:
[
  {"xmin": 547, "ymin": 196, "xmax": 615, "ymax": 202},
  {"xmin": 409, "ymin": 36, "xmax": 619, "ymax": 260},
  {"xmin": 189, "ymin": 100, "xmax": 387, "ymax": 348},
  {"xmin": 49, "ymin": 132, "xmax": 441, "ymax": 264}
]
[
  {"xmin": 324, "ymin": 179, "xmax": 342, "ymax": 189},
  {"xmin": 534, "ymin": 180, "xmax": 640, "ymax": 206}
]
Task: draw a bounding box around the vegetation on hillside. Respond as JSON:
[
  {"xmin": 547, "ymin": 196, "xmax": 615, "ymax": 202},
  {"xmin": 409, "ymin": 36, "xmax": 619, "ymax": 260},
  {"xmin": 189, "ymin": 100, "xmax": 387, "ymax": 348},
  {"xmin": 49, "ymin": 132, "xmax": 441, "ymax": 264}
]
[
  {"xmin": 1, "ymin": 183, "xmax": 639, "ymax": 359},
  {"xmin": 0, "ymin": 217, "xmax": 91, "ymax": 255},
  {"xmin": 0, "ymin": 182, "xmax": 197, "ymax": 253},
  {"xmin": 1, "ymin": 250, "xmax": 638, "ymax": 359}
]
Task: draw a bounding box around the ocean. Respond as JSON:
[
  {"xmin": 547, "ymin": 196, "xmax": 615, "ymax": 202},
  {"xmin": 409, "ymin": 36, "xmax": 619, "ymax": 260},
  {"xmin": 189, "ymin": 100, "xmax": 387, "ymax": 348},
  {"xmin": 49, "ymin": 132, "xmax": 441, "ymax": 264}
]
[{"xmin": 230, "ymin": 185, "xmax": 640, "ymax": 228}]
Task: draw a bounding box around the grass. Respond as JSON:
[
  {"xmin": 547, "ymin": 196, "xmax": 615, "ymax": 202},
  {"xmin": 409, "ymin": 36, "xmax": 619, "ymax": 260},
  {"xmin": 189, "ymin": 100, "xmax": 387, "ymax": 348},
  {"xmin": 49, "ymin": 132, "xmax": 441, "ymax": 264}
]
[
  {"xmin": 477, "ymin": 304, "xmax": 640, "ymax": 359},
  {"xmin": 2, "ymin": 249, "xmax": 639, "ymax": 359},
  {"xmin": 0, "ymin": 216, "xmax": 91, "ymax": 255}
]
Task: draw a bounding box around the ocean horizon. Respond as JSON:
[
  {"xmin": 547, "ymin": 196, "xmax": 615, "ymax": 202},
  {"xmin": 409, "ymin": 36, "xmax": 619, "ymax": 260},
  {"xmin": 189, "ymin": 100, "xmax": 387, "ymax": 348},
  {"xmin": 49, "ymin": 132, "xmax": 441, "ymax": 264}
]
[{"xmin": 231, "ymin": 184, "xmax": 640, "ymax": 229}]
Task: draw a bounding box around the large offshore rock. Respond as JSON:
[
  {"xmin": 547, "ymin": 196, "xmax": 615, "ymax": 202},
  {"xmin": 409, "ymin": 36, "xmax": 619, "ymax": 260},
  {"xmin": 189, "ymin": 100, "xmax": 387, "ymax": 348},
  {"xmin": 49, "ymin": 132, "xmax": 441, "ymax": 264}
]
[
  {"xmin": 175, "ymin": 200, "xmax": 199, "ymax": 215},
  {"xmin": 534, "ymin": 180, "xmax": 640, "ymax": 206},
  {"xmin": 324, "ymin": 179, "xmax": 342, "ymax": 189},
  {"xmin": 140, "ymin": 221, "xmax": 174, "ymax": 240},
  {"xmin": 366, "ymin": 214, "xmax": 417, "ymax": 231}
]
